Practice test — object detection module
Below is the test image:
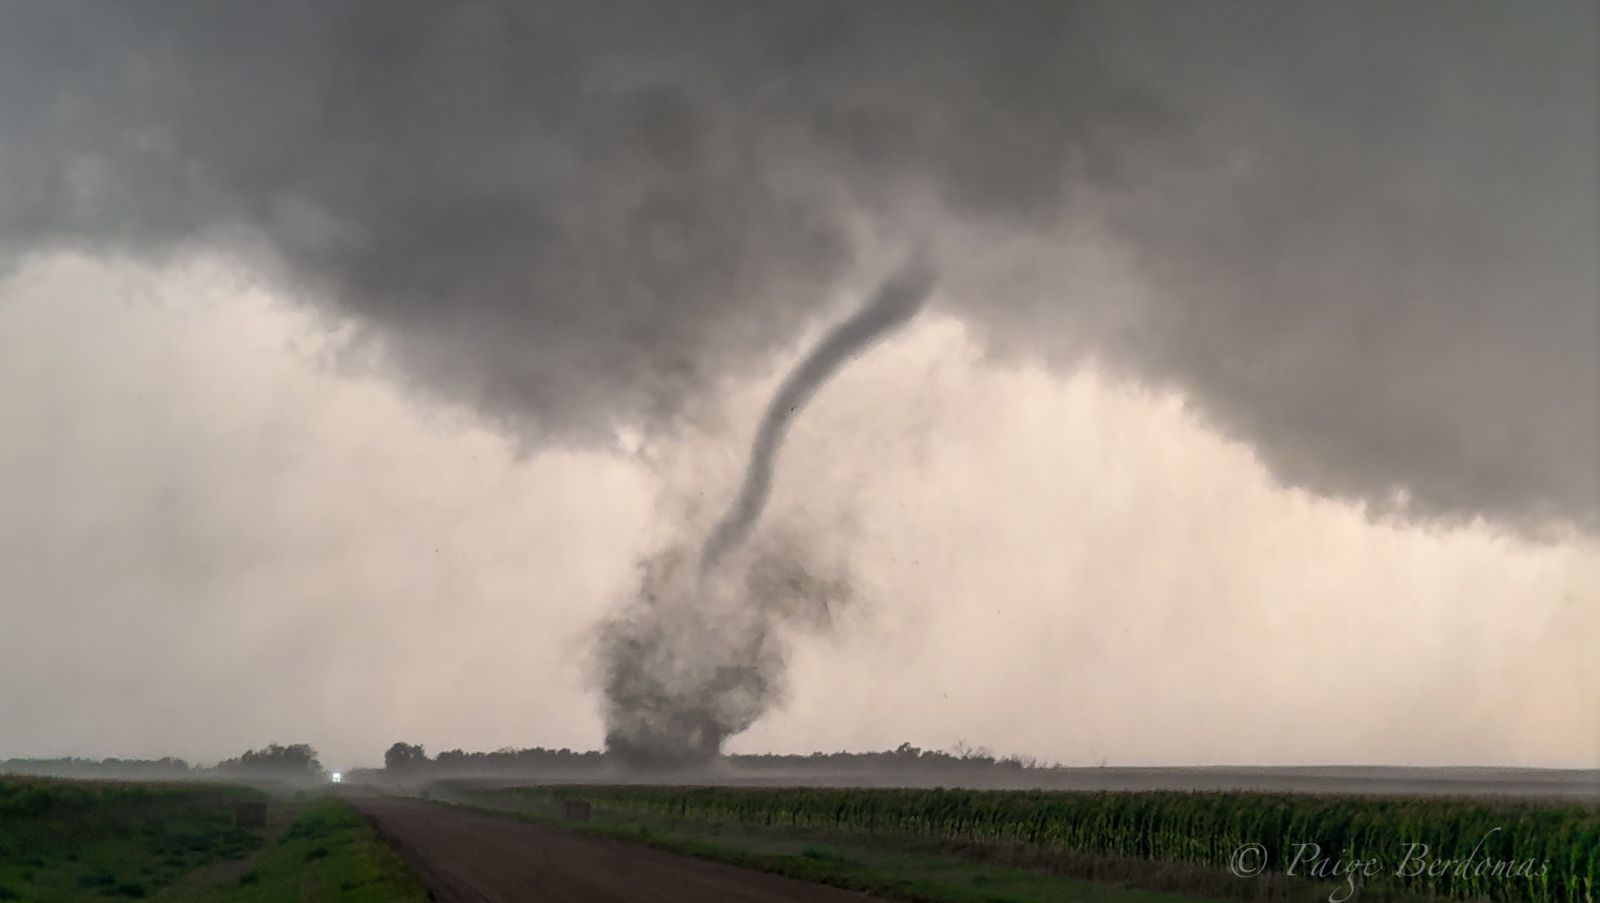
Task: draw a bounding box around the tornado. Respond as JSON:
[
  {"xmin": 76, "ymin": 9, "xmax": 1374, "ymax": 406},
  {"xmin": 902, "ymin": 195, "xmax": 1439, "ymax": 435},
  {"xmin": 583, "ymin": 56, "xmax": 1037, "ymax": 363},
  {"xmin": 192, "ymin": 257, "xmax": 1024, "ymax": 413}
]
[
  {"xmin": 699, "ymin": 253, "xmax": 937, "ymax": 575},
  {"xmin": 600, "ymin": 253, "xmax": 936, "ymax": 768}
]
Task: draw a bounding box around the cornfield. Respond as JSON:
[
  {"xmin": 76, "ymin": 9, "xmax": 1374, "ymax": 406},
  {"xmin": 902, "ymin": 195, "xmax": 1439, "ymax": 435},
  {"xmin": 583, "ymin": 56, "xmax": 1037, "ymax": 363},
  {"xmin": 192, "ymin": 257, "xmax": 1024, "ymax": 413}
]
[{"xmin": 543, "ymin": 785, "xmax": 1598, "ymax": 902}]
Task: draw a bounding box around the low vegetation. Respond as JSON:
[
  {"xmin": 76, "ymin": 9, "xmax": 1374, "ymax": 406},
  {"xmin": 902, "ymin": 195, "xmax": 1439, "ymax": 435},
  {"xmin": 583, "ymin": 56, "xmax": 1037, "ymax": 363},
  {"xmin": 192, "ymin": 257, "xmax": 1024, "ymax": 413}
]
[
  {"xmin": 0, "ymin": 778, "xmax": 426, "ymax": 903},
  {"xmin": 505, "ymin": 784, "xmax": 1596, "ymax": 903},
  {"xmin": 174, "ymin": 796, "xmax": 429, "ymax": 903},
  {"xmin": 0, "ymin": 777, "xmax": 263, "ymax": 901}
]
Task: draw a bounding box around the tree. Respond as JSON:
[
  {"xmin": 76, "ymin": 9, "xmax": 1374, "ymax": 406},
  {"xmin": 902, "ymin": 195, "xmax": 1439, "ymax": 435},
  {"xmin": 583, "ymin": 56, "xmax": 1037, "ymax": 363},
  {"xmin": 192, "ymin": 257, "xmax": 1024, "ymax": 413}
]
[
  {"xmin": 384, "ymin": 742, "xmax": 428, "ymax": 771},
  {"xmin": 215, "ymin": 743, "xmax": 324, "ymax": 781}
]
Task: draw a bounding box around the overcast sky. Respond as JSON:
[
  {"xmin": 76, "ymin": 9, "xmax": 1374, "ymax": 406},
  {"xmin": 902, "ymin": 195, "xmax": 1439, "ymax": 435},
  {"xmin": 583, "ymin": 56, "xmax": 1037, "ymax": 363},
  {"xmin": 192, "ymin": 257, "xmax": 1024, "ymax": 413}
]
[{"xmin": 1, "ymin": 2, "xmax": 1595, "ymax": 769}]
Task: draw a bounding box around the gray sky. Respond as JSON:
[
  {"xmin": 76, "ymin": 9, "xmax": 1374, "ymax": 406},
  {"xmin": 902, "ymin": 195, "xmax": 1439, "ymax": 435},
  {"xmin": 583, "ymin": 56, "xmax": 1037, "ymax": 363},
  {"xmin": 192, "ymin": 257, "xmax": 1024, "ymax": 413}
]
[{"xmin": 0, "ymin": 2, "xmax": 1595, "ymax": 769}]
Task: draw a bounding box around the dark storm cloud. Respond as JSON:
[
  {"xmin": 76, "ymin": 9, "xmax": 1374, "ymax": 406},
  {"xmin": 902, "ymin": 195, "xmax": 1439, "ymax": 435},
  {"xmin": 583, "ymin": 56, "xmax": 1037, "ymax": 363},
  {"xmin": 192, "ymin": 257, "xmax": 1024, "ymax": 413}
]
[
  {"xmin": 0, "ymin": 0, "xmax": 1594, "ymax": 528},
  {"xmin": 1081, "ymin": 3, "xmax": 1600, "ymax": 531}
]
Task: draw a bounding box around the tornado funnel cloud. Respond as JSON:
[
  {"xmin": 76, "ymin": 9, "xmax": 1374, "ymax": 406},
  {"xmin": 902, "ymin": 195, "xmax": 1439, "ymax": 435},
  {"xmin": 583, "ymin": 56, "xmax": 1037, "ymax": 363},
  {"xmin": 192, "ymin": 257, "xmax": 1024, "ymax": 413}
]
[
  {"xmin": 600, "ymin": 254, "xmax": 936, "ymax": 769},
  {"xmin": 699, "ymin": 255, "xmax": 936, "ymax": 575}
]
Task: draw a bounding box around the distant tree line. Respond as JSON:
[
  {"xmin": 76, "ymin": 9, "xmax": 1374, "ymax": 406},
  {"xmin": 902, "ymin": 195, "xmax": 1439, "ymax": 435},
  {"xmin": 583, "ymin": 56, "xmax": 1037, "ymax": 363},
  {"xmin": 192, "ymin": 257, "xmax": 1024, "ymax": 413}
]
[
  {"xmin": 5, "ymin": 740, "xmax": 1052, "ymax": 784},
  {"xmin": 212, "ymin": 742, "xmax": 324, "ymax": 783},
  {"xmin": 1, "ymin": 742, "xmax": 324, "ymax": 785},
  {"xmin": 373, "ymin": 740, "xmax": 1046, "ymax": 778},
  {"xmin": 0, "ymin": 756, "xmax": 193, "ymax": 780},
  {"xmin": 731, "ymin": 742, "xmax": 1043, "ymax": 772},
  {"xmin": 382, "ymin": 742, "xmax": 603, "ymax": 775}
]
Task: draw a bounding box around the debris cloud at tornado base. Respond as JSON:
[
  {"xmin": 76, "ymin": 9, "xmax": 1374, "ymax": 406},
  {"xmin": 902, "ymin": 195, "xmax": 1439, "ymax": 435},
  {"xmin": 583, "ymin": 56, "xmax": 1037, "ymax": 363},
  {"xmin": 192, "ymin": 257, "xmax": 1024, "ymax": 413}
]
[{"xmin": 600, "ymin": 257, "xmax": 936, "ymax": 768}]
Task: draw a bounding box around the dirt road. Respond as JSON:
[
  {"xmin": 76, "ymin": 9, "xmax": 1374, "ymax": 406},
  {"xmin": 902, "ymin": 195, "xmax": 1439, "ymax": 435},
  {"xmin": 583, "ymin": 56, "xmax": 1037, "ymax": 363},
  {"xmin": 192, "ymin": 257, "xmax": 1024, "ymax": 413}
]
[{"xmin": 350, "ymin": 794, "xmax": 875, "ymax": 903}]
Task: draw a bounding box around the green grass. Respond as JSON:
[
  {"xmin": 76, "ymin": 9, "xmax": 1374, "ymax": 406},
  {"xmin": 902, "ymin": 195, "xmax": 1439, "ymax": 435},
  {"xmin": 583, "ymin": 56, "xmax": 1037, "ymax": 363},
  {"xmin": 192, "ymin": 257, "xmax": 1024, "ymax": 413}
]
[
  {"xmin": 0, "ymin": 777, "xmax": 265, "ymax": 902},
  {"xmin": 0, "ymin": 778, "xmax": 427, "ymax": 903},
  {"xmin": 166, "ymin": 795, "xmax": 430, "ymax": 903}
]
